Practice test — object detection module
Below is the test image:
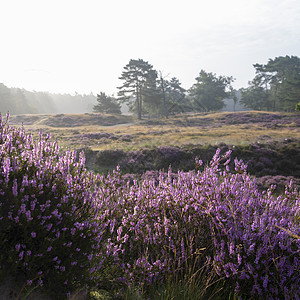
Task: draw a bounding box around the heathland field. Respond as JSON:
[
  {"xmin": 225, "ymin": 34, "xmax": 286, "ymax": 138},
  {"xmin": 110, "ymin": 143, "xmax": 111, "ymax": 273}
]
[
  {"xmin": 1, "ymin": 111, "xmax": 299, "ymax": 299},
  {"xmin": 10, "ymin": 111, "xmax": 300, "ymax": 151},
  {"xmin": 10, "ymin": 111, "xmax": 300, "ymax": 190}
]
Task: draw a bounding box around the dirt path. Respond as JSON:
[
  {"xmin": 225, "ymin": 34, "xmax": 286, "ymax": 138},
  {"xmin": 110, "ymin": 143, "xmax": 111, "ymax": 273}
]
[{"xmin": 104, "ymin": 122, "xmax": 136, "ymax": 127}]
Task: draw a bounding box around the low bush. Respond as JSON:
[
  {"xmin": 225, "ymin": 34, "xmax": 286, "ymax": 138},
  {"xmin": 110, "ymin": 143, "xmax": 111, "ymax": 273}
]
[
  {"xmin": 1, "ymin": 114, "xmax": 299, "ymax": 299},
  {"xmin": 94, "ymin": 151, "xmax": 300, "ymax": 299},
  {"xmin": 0, "ymin": 114, "xmax": 107, "ymax": 298},
  {"xmin": 88, "ymin": 139, "xmax": 300, "ymax": 192}
]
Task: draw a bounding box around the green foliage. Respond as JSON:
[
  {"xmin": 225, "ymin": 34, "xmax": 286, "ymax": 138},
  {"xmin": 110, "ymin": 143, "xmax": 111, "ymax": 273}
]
[
  {"xmin": 0, "ymin": 82, "xmax": 97, "ymax": 114},
  {"xmin": 266, "ymin": 56, "xmax": 300, "ymax": 110},
  {"xmin": 142, "ymin": 69, "xmax": 162, "ymax": 118},
  {"xmin": 240, "ymin": 85, "xmax": 267, "ymax": 110},
  {"xmin": 118, "ymin": 59, "xmax": 158, "ymax": 119},
  {"xmin": 241, "ymin": 55, "xmax": 300, "ymax": 111},
  {"xmin": 93, "ymin": 92, "xmax": 121, "ymax": 114},
  {"xmin": 189, "ymin": 70, "xmax": 234, "ymax": 111},
  {"xmin": 117, "ymin": 60, "xmax": 190, "ymax": 119},
  {"xmin": 164, "ymin": 77, "xmax": 189, "ymax": 114}
]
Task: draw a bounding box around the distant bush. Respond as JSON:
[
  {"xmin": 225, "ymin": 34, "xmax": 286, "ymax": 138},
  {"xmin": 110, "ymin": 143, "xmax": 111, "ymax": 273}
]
[
  {"xmin": 256, "ymin": 175, "xmax": 300, "ymax": 192},
  {"xmin": 40, "ymin": 113, "xmax": 133, "ymax": 127},
  {"xmin": 76, "ymin": 132, "xmax": 133, "ymax": 143},
  {"xmin": 217, "ymin": 112, "xmax": 300, "ymax": 127},
  {"xmin": 96, "ymin": 149, "xmax": 124, "ymax": 167},
  {"xmin": 90, "ymin": 139, "xmax": 300, "ymax": 190}
]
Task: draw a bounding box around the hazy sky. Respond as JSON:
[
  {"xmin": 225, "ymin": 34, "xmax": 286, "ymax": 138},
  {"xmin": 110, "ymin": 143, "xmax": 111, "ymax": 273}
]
[{"xmin": 0, "ymin": 0, "xmax": 299, "ymax": 95}]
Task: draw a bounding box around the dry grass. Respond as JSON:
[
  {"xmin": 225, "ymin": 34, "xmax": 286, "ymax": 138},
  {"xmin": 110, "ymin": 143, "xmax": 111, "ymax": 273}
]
[{"xmin": 9, "ymin": 111, "xmax": 300, "ymax": 151}]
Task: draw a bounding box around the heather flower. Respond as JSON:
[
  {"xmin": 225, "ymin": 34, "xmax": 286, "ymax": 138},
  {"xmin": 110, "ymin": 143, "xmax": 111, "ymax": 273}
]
[
  {"xmin": 1, "ymin": 113, "xmax": 299, "ymax": 299},
  {"xmin": 46, "ymin": 224, "xmax": 53, "ymax": 231},
  {"xmin": 37, "ymin": 279, "xmax": 43, "ymax": 286},
  {"xmin": 19, "ymin": 251, "xmax": 24, "ymax": 260},
  {"xmin": 27, "ymin": 280, "xmax": 32, "ymax": 286},
  {"xmin": 12, "ymin": 179, "xmax": 18, "ymax": 197}
]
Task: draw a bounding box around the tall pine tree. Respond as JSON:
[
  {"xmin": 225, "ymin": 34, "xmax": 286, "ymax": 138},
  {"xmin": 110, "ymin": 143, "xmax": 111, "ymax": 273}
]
[{"xmin": 117, "ymin": 59, "xmax": 157, "ymax": 119}]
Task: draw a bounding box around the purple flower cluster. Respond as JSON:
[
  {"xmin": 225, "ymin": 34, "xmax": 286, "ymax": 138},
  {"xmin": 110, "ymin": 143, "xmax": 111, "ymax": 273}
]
[
  {"xmin": 217, "ymin": 112, "xmax": 300, "ymax": 127},
  {"xmin": 89, "ymin": 137, "xmax": 300, "ymax": 185},
  {"xmin": 1, "ymin": 113, "xmax": 299, "ymax": 298},
  {"xmin": 256, "ymin": 175, "xmax": 300, "ymax": 192},
  {"xmin": 0, "ymin": 114, "xmax": 106, "ymax": 298},
  {"xmin": 95, "ymin": 151, "xmax": 300, "ymax": 298}
]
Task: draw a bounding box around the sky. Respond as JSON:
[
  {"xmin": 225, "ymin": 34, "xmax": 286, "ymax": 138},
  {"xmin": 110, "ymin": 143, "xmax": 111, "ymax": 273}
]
[{"xmin": 0, "ymin": 0, "xmax": 299, "ymax": 95}]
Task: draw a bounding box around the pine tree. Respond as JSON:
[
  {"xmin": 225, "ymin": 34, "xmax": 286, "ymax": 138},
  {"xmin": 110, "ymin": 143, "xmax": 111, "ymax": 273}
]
[
  {"xmin": 93, "ymin": 92, "xmax": 121, "ymax": 114},
  {"xmin": 117, "ymin": 59, "xmax": 158, "ymax": 119},
  {"xmin": 243, "ymin": 56, "xmax": 300, "ymax": 111},
  {"xmin": 165, "ymin": 77, "xmax": 188, "ymax": 114},
  {"xmin": 189, "ymin": 70, "xmax": 234, "ymax": 111}
]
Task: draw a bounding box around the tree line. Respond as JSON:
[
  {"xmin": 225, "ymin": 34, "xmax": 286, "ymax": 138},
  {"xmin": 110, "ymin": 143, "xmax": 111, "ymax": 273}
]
[
  {"xmin": 1, "ymin": 55, "xmax": 299, "ymax": 117},
  {"xmin": 95, "ymin": 59, "xmax": 234, "ymax": 119},
  {"xmin": 94, "ymin": 55, "xmax": 300, "ymax": 118},
  {"xmin": 0, "ymin": 83, "xmax": 96, "ymax": 115},
  {"xmin": 240, "ymin": 56, "xmax": 300, "ymax": 111}
]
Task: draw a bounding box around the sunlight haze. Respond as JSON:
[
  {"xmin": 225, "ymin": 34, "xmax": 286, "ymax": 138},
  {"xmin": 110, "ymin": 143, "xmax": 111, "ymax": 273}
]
[{"xmin": 0, "ymin": 0, "xmax": 299, "ymax": 95}]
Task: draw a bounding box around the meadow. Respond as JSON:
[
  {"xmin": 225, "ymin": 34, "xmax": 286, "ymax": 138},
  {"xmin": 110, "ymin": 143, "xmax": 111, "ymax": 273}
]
[
  {"xmin": 1, "ymin": 111, "xmax": 300, "ymax": 299},
  {"xmin": 11, "ymin": 111, "xmax": 300, "ymax": 191},
  {"xmin": 10, "ymin": 111, "xmax": 300, "ymax": 152}
]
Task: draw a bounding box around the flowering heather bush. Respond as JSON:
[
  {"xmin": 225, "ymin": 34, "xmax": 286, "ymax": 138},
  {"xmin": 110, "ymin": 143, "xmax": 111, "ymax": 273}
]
[
  {"xmin": 219, "ymin": 112, "xmax": 281, "ymax": 125},
  {"xmin": 156, "ymin": 146, "xmax": 184, "ymax": 166},
  {"xmin": 0, "ymin": 114, "xmax": 106, "ymax": 298},
  {"xmin": 256, "ymin": 175, "xmax": 300, "ymax": 192},
  {"xmin": 94, "ymin": 150, "xmax": 300, "ymax": 299},
  {"xmin": 89, "ymin": 137, "xmax": 300, "ymax": 182},
  {"xmin": 1, "ymin": 113, "xmax": 300, "ymax": 299},
  {"xmin": 217, "ymin": 112, "xmax": 300, "ymax": 127},
  {"xmin": 41, "ymin": 113, "xmax": 132, "ymax": 127},
  {"xmin": 96, "ymin": 149, "xmax": 125, "ymax": 168},
  {"xmin": 9, "ymin": 115, "xmax": 42, "ymax": 126}
]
